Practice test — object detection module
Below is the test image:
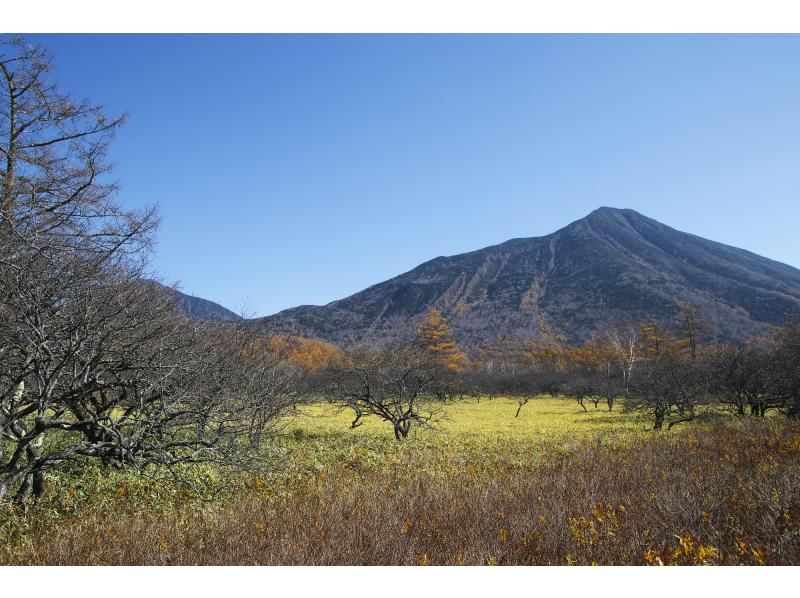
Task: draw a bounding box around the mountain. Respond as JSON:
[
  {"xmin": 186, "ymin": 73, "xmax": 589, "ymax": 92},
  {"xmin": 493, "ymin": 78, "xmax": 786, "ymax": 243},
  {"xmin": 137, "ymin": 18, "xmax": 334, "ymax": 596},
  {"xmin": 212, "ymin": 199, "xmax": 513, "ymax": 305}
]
[
  {"xmin": 255, "ymin": 208, "xmax": 800, "ymax": 348},
  {"xmin": 168, "ymin": 286, "xmax": 242, "ymax": 322}
]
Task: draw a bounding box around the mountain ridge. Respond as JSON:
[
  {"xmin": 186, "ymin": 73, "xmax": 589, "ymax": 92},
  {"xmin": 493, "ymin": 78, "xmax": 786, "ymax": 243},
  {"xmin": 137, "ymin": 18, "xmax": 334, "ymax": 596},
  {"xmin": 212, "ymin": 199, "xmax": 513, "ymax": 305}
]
[
  {"xmin": 254, "ymin": 207, "xmax": 800, "ymax": 348},
  {"xmin": 166, "ymin": 285, "xmax": 243, "ymax": 322}
]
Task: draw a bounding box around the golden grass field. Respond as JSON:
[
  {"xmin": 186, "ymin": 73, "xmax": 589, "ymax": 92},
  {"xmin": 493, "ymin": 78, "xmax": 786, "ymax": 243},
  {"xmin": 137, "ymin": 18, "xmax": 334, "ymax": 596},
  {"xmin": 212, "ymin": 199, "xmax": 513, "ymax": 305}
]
[
  {"xmin": 2, "ymin": 396, "xmax": 799, "ymax": 565},
  {"xmin": 276, "ymin": 397, "xmax": 653, "ymax": 478},
  {"xmin": 288, "ymin": 396, "xmax": 650, "ymax": 439}
]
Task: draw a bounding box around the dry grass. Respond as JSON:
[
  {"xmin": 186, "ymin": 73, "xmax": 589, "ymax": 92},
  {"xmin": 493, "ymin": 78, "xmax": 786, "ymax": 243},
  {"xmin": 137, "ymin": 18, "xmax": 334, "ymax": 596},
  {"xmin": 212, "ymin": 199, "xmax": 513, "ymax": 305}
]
[{"xmin": 3, "ymin": 411, "xmax": 799, "ymax": 565}]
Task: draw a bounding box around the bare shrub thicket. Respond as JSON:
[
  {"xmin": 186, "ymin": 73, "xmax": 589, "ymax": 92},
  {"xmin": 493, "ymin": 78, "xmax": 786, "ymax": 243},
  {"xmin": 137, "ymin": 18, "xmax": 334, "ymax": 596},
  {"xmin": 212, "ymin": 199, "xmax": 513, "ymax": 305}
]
[
  {"xmin": 707, "ymin": 343, "xmax": 771, "ymax": 417},
  {"xmin": 769, "ymin": 318, "xmax": 800, "ymax": 418},
  {"xmin": 0, "ymin": 37, "xmax": 299, "ymax": 504}
]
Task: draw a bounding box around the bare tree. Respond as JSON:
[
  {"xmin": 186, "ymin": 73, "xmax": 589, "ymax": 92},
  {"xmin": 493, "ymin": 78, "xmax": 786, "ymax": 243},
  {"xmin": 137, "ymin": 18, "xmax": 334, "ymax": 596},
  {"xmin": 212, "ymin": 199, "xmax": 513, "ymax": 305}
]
[
  {"xmin": 559, "ymin": 366, "xmax": 623, "ymax": 413},
  {"xmin": 563, "ymin": 373, "xmax": 593, "ymax": 412},
  {"xmin": 707, "ymin": 343, "xmax": 770, "ymax": 416},
  {"xmin": 595, "ymin": 372, "xmax": 622, "ymax": 411},
  {"xmin": 675, "ymin": 301, "xmax": 711, "ymax": 360},
  {"xmin": 324, "ymin": 344, "xmax": 437, "ymax": 440},
  {"xmin": 625, "ymin": 354, "xmax": 705, "ymax": 430},
  {"xmin": 491, "ymin": 372, "xmax": 539, "ymax": 417},
  {"xmin": 766, "ymin": 317, "xmax": 800, "ymax": 419},
  {"xmin": 605, "ymin": 323, "xmax": 642, "ymax": 391},
  {"xmin": 511, "ymin": 370, "xmax": 568, "ymax": 417}
]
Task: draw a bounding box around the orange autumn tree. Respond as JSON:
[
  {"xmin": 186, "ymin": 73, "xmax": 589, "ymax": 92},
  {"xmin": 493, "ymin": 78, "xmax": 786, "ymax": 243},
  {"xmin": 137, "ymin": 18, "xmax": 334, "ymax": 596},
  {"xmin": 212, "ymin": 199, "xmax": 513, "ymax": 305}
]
[
  {"xmin": 246, "ymin": 336, "xmax": 343, "ymax": 372},
  {"xmin": 280, "ymin": 337, "xmax": 343, "ymax": 371},
  {"xmin": 416, "ymin": 307, "xmax": 466, "ymax": 373},
  {"xmin": 567, "ymin": 333, "xmax": 616, "ymax": 375}
]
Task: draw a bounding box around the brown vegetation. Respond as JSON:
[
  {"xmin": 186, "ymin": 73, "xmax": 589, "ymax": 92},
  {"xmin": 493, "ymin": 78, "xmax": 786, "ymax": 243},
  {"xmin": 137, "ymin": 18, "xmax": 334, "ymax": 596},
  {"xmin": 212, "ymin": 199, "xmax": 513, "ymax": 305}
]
[
  {"xmin": 262, "ymin": 336, "xmax": 343, "ymax": 372},
  {"xmin": 4, "ymin": 422, "xmax": 799, "ymax": 565}
]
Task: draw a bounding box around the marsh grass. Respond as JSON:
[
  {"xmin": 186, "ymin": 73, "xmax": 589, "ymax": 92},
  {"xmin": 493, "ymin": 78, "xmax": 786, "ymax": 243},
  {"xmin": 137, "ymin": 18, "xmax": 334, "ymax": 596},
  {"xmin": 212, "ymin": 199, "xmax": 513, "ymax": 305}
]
[{"xmin": 2, "ymin": 397, "xmax": 798, "ymax": 565}]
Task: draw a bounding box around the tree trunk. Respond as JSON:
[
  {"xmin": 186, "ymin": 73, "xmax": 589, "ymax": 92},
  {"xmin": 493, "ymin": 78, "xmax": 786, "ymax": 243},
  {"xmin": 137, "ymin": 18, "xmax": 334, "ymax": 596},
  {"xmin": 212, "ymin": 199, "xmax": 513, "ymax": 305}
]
[
  {"xmin": 653, "ymin": 412, "xmax": 664, "ymax": 430},
  {"xmin": 788, "ymin": 398, "xmax": 800, "ymax": 420},
  {"xmin": 32, "ymin": 471, "xmax": 46, "ymax": 499},
  {"xmin": 667, "ymin": 415, "xmax": 695, "ymax": 429},
  {"xmin": 394, "ymin": 421, "xmax": 410, "ymax": 440},
  {"xmin": 13, "ymin": 474, "xmax": 33, "ymax": 505}
]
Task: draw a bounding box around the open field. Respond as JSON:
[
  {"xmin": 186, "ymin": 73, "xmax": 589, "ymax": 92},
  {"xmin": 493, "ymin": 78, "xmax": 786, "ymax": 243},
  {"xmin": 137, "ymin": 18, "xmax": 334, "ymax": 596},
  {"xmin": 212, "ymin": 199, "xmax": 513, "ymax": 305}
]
[{"xmin": 2, "ymin": 397, "xmax": 799, "ymax": 565}]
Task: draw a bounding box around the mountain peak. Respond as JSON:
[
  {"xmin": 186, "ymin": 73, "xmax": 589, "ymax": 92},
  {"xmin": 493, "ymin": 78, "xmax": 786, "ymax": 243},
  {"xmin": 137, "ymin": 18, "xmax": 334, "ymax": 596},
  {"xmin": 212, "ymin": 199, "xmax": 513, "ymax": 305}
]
[
  {"xmin": 258, "ymin": 210, "xmax": 800, "ymax": 348},
  {"xmin": 585, "ymin": 206, "xmax": 646, "ymax": 222}
]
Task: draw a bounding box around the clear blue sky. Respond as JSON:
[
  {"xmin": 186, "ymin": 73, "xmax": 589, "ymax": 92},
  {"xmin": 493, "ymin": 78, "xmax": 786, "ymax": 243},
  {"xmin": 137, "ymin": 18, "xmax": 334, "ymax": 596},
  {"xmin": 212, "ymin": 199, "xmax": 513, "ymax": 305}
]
[{"xmin": 26, "ymin": 34, "xmax": 800, "ymax": 316}]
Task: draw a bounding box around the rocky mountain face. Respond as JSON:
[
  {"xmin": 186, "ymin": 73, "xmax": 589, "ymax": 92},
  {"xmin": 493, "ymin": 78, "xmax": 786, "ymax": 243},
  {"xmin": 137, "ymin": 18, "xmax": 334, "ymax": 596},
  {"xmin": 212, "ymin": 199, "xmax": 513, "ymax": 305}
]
[{"xmin": 253, "ymin": 208, "xmax": 800, "ymax": 349}]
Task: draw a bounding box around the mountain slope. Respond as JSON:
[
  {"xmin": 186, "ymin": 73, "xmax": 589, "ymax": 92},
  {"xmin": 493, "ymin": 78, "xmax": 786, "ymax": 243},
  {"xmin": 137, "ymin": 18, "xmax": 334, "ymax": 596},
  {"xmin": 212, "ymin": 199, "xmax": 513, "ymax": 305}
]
[
  {"xmin": 256, "ymin": 208, "xmax": 800, "ymax": 347},
  {"xmin": 169, "ymin": 287, "xmax": 242, "ymax": 322}
]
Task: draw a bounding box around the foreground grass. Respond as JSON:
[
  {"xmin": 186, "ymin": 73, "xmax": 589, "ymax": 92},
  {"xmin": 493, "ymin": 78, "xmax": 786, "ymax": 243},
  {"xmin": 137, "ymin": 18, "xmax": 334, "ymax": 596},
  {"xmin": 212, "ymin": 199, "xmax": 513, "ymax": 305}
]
[{"xmin": 2, "ymin": 398, "xmax": 799, "ymax": 565}]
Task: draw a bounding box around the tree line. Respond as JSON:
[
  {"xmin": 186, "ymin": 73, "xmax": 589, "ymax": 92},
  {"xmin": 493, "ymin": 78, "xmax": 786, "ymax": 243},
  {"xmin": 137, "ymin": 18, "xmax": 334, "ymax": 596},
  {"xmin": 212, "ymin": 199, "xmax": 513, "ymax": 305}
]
[
  {"xmin": 311, "ymin": 303, "xmax": 800, "ymax": 435},
  {"xmin": 461, "ymin": 304, "xmax": 800, "ymax": 429}
]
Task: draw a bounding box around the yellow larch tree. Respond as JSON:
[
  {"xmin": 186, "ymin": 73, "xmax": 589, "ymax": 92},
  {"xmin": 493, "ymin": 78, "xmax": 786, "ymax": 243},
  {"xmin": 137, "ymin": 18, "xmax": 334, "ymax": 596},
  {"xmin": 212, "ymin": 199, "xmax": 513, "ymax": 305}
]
[{"xmin": 416, "ymin": 307, "xmax": 466, "ymax": 373}]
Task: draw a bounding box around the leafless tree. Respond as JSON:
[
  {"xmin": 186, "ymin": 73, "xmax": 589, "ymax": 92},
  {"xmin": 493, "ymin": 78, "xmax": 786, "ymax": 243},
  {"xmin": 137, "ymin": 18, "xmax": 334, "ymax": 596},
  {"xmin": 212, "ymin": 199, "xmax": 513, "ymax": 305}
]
[
  {"xmin": 0, "ymin": 36, "xmax": 299, "ymax": 503},
  {"xmin": 624, "ymin": 354, "xmax": 705, "ymax": 430},
  {"xmin": 560, "ymin": 367, "xmax": 623, "ymax": 413},
  {"xmin": 707, "ymin": 343, "xmax": 770, "ymax": 416},
  {"xmin": 766, "ymin": 317, "xmax": 800, "ymax": 419},
  {"xmin": 675, "ymin": 300, "xmax": 712, "ymax": 360},
  {"xmin": 323, "ymin": 344, "xmax": 437, "ymax": 440},
  {"xmin": 503, "ymin": 371, "xmax": 564, "ymax": 417},
  {"xmin": 595, "ymin": 372, "xmax": 622, "ymax": 411},
  {"xmin": 563, "ymin": 374, "xmax": 593, "ymax": 412},
  {"xmin": 605, "ymin": 323, "xmax": 642, "ymax": 391},
  {"xmin": 492, "ymin": 372, "xmax": 539, "ymax": 418}
]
